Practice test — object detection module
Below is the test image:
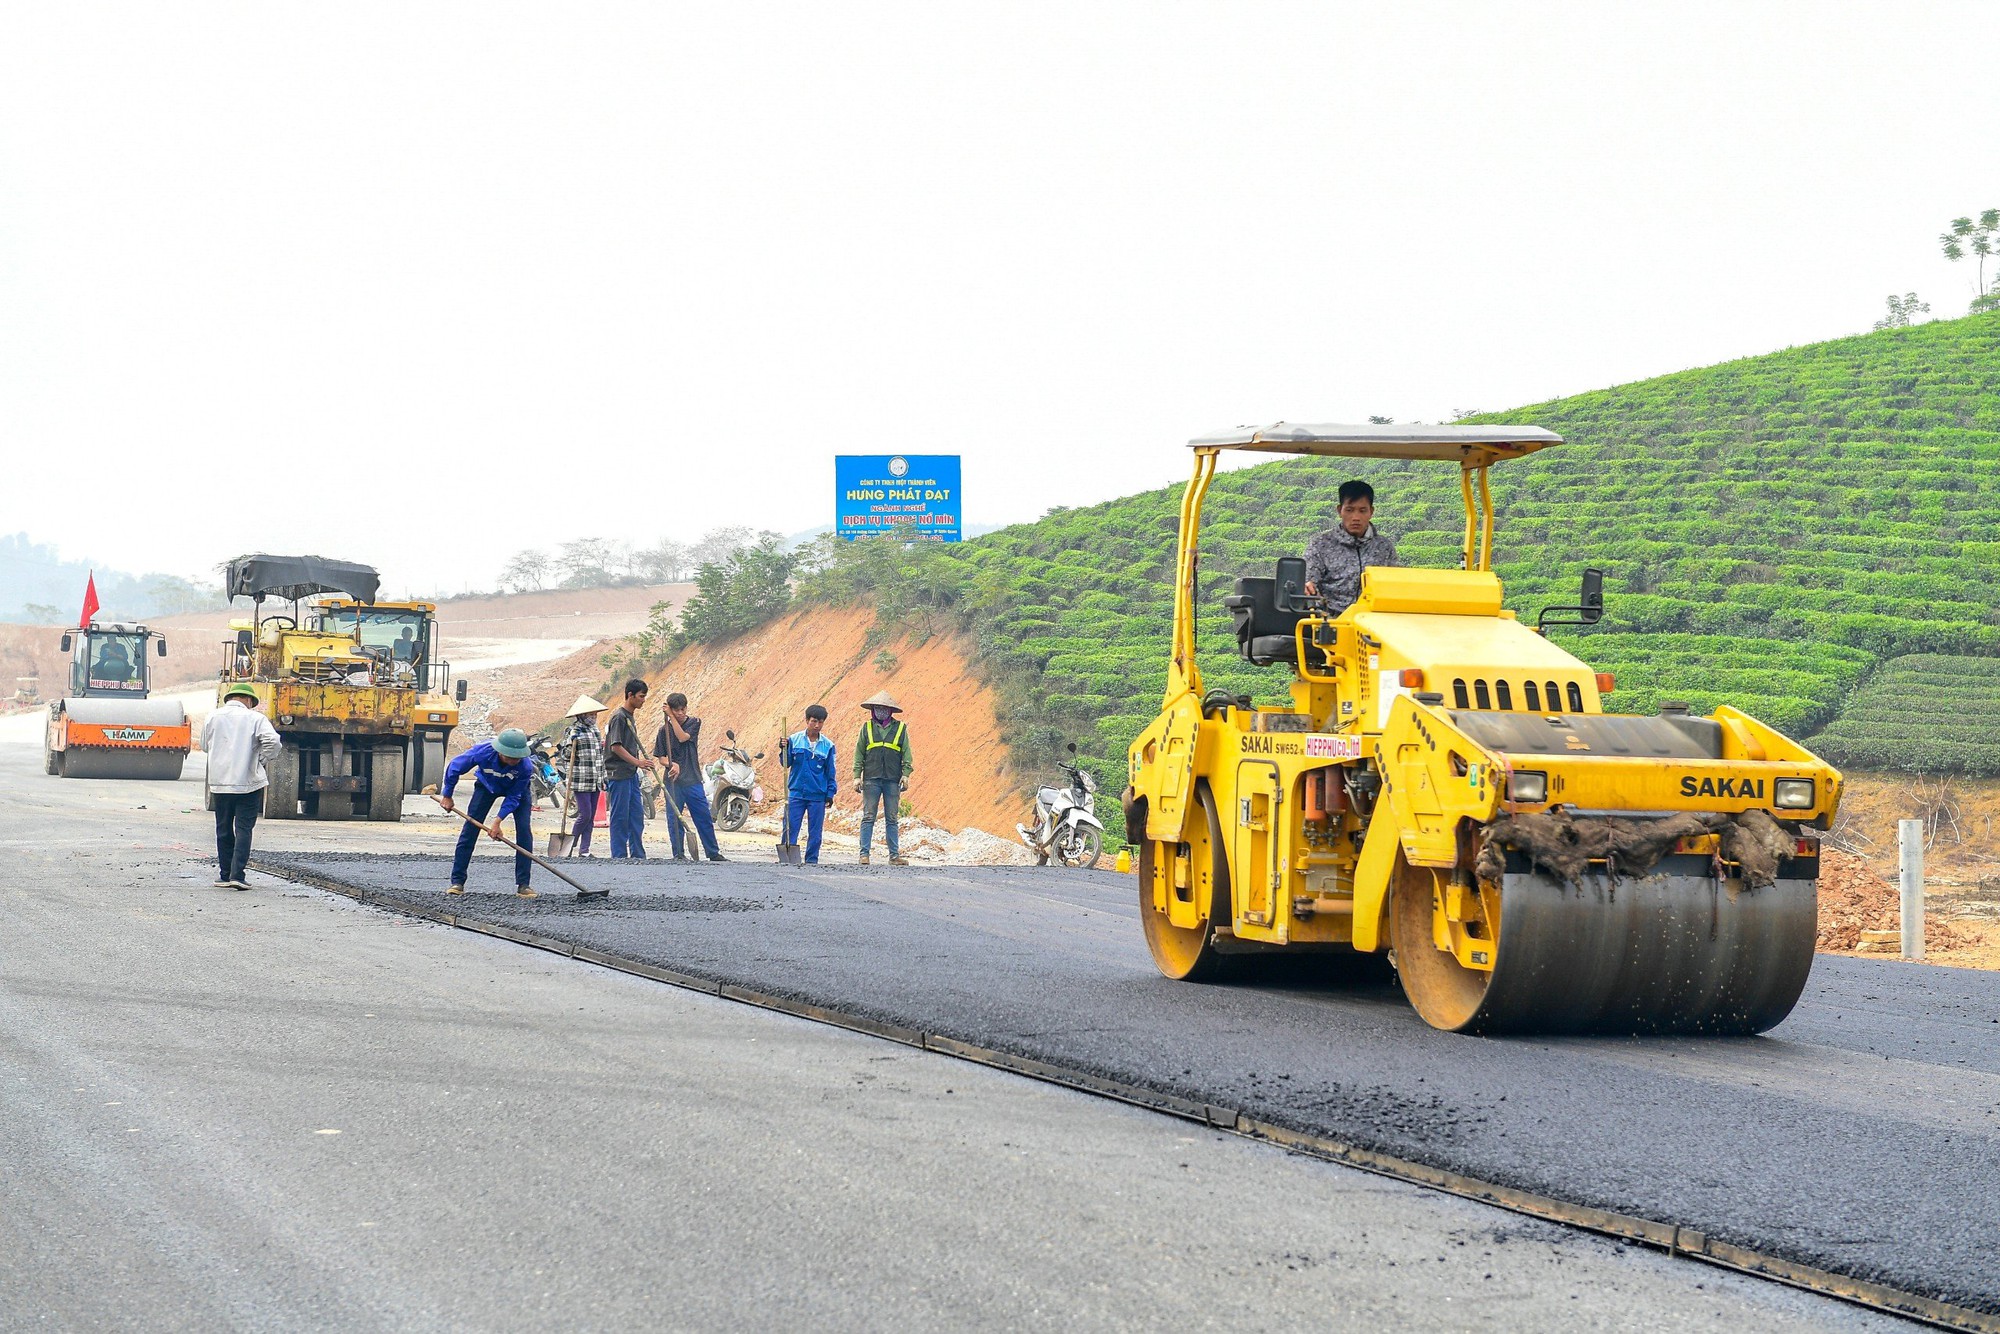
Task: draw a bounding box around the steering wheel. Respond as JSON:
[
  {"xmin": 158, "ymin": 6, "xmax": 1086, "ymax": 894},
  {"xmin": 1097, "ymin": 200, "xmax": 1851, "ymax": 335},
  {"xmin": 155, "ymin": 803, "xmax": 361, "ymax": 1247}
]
[{"xmin": 259, "ymin": 615, "xmax": 297, "ymax": 631}]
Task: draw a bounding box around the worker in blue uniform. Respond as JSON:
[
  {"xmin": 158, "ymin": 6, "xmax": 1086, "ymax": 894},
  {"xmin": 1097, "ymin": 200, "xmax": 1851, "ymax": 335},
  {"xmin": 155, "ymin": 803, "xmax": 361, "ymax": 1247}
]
[
  {"xmin": 440, "ymin": 727, "xmax": 537, "ymax": 897},
  {"xmin": 780, "ymin": 704, "xmax": 838, "ymax": 865}
]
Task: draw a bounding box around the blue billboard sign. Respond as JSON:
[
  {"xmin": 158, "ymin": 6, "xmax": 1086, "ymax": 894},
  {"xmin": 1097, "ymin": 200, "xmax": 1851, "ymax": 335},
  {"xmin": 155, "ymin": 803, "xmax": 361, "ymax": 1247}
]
[{"xmin": 834, "ymin": 454, "xmax": 962, "ymax": 541}]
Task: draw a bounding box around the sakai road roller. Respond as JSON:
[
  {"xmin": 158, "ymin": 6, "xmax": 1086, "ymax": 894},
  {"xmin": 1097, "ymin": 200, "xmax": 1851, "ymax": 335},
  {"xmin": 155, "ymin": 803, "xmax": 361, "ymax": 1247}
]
[
  {"xmin": 44, "ymin": 621, "xmax": 191, "ymax": 779},
  {"xmin": 217, "ymin": 555, "xmax": 464, "ymax": 821},
  {"xmin": 1124, "ymin": 424, "xmax": 1842, "ymax": 1034}
]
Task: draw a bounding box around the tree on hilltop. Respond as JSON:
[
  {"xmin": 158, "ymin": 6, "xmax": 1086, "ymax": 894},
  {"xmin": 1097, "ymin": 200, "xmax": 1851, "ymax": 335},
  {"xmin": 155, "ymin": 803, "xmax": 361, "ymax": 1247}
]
[
  {"xmin": 1873, "ymin": 293, "xmax": 1930, "ymax": 330},
  {"xmin": 500, "ymin": 548, "xmax": 551, "ymax": 592},
  {"xmin": 1940, "ymin": 209, "xmax": 2000, "ymax": 313}
]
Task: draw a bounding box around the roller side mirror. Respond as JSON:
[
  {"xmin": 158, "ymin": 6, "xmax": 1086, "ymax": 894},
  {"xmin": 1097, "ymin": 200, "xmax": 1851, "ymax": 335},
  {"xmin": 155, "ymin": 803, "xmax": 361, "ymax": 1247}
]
[
  {"xmin": 1579, "ymin": 569, "xmax": 1604, "ymax": 625},
  {"xmin": 157, "ymin": 637, "xmax": 169, "ymax": 656},
  {"xmin": 455, "ymin": 679, "xmax": 469, "ymax": 703},
  {"xmin": 726, "ymin": 729, "xmax": 736, "ymax": 740},
  {"xmin": 1536, "ymin": 567, "xmax": 1609, "ymax": 633},
  {"xmin": 60, "ymin": 634, "xmax": 71, "ymax": 652}
]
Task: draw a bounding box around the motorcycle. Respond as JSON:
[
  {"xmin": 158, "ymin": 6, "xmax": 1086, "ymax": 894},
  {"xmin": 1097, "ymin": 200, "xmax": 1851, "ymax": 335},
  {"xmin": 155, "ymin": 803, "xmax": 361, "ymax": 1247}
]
[
  {"xmin": 528, "ymin": 735, "xmax": 566, "ymax": 810},
  {"xmin": 1017, "ymin": 742, "xmax": 1104, "ymax": 869},
  {"xmin": 704, "ymin": 729, "xmax": 766, "ymax": 832}
]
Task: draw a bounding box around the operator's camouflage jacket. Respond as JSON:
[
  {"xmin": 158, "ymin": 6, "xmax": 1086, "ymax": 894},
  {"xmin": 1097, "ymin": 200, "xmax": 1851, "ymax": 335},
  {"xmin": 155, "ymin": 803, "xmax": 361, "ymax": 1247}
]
[{"xmin": 1304, "ymin": 524, "xmax": 1398, "ymax": 615}]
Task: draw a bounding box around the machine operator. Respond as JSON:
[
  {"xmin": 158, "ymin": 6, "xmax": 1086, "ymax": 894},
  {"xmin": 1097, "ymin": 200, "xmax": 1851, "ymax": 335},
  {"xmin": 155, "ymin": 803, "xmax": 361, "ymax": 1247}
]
[{"xmin": 1303, "ymin": 479, "xmax": 1398, "ymax": 616}]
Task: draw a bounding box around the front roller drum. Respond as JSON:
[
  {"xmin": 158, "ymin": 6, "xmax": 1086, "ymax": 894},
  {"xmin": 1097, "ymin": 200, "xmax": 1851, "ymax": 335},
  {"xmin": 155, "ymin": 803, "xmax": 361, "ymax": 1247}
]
[
  {"xmin": 1392, "ymin": 854, "xmax": 1819, "ymax": 1035},
  {"xmin": 54, "ymin": 746, "xmax": 190, "ymax": 781}
]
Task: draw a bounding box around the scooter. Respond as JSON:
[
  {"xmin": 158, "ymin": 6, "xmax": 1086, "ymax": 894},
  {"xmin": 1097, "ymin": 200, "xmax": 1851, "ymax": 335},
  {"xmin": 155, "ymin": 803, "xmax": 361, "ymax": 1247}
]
[
  {"xmin": 1017, "ymin": 742, "xmax": 1105, "ymax": 869},
  {"xmin": 528, "ymin": 735, "xmax": 566, "ymax": 810},
  {"xmin": 704, "ymin": 729, "xmax": 766, "ymax": 832}
]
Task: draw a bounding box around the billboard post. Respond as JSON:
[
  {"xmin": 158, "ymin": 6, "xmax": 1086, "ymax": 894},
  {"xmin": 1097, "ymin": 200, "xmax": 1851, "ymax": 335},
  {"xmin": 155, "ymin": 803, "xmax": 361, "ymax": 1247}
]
[{"xmin": 834, "ymin": 455, "xmax": 962, "ymax": 541}]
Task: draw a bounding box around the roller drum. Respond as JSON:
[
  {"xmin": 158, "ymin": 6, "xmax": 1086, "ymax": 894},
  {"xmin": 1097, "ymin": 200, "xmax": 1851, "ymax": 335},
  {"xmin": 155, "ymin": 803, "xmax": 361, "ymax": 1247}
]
[
  {"xmin": 1397, "ymin": 852, "xmax": 1818, "ymax": 1036},
  {"xmin": 1481, "ymin": 868, "xmax": 1816, "ymax": 1034},
  {"xmin": 58, "ymin": 698, "xmax": 187, "ymax": 728},
  {"xmin": 54, "ymin": 697, "xmax": 191, "ymax": 782},
  {"xmin": 56, "ymin": 747, "xmax": 190, "ymax": 781}
]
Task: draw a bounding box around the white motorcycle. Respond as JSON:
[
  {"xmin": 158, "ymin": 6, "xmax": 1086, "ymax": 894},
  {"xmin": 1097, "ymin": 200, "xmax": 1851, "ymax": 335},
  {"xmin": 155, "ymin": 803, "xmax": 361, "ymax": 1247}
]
[
  {"xmin": 704, "ymin": 729, "xmax": 766, "ymax": 832},
  {"xmin": 1017, "ymin": 742, "xmax": 1105, "ymax": 869}
]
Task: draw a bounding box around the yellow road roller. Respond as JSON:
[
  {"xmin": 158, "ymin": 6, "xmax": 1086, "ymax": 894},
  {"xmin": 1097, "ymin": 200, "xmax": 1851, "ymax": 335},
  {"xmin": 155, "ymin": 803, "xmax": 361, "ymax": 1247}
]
[{"xmin": 1123, "ymin": 424, "xmax": 1842, "ymax": 1034}]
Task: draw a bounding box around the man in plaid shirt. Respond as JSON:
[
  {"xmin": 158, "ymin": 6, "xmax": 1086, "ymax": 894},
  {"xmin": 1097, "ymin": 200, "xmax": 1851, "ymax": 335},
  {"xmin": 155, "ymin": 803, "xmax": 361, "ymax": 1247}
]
[{"xmin": 560, "ymin": 695, "xmax": 609, "ymax": 856}]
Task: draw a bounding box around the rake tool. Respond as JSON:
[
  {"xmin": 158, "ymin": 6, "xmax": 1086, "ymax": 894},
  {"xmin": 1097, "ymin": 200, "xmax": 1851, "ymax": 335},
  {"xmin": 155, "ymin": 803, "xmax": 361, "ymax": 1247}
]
[{"xmin": 423, "ymin": 787, "xmax": 609, "ymax": 901}]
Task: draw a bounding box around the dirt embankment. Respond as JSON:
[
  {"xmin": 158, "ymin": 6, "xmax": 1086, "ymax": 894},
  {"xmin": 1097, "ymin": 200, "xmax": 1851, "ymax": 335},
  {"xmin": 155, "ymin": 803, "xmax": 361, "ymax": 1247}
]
[
  {"xmin": 613, "ymin": 605, "xmax": 1027, "ymax": 840},
  {"xmin": 1820, "ymin": 773, "xmax": 2000, "ymax": 968}
]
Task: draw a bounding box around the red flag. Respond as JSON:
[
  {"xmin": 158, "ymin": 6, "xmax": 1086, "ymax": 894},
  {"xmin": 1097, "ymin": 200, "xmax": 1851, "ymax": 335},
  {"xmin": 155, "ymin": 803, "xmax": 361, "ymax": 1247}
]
[{"xmin": 78, "ymin": 573, "xmax": 100, "ymax": 628}]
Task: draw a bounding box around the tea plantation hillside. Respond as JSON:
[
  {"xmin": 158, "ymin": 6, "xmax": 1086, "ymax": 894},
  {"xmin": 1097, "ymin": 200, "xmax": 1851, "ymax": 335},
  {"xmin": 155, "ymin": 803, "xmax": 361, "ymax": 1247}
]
[{"xmin": 910, "ymin": 312, "xmax": 2000, "ymax": 828}]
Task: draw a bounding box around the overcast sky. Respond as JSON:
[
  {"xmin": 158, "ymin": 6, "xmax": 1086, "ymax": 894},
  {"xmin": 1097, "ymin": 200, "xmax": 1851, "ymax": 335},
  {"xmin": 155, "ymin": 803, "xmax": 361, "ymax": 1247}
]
[{"xmin": 3, "ymin": 2, "xmax": 1993, "ymax": 596}]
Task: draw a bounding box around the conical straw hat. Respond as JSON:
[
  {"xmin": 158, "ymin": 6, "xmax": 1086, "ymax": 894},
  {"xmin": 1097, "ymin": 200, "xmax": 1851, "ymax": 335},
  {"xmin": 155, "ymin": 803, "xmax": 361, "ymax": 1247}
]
[
  {"xmin": 564, "ymin": 694, "xmax": 608, "ymax": 717},
  {"xmin": 858, "ymin": 691, "xmax": 903, "ymax": 713}
]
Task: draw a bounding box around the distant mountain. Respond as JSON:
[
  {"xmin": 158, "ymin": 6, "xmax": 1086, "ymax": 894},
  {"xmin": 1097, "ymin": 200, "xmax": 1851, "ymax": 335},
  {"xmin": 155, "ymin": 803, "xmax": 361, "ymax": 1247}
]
[{"xmin": 0, "ymin": 534, "xmax": 225, "ymax": 624}]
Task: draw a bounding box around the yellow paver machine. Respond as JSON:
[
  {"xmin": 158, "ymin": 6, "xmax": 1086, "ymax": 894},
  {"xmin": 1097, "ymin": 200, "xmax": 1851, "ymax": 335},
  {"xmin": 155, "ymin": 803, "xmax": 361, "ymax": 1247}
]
[
  {"xmin": 218, "ymin": 555, "xmax": 464, "ymax": 821},
  {"xmin": 1124, "ymin": 424, "xmax": 1842, "ymax": 1034}
]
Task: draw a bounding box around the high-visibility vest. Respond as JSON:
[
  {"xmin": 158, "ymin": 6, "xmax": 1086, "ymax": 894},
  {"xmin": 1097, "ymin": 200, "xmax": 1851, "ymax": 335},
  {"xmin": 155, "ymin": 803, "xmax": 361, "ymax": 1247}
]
[{"xmin": 865, "ymin": 721, "xmax": 906, "ymax": 753}]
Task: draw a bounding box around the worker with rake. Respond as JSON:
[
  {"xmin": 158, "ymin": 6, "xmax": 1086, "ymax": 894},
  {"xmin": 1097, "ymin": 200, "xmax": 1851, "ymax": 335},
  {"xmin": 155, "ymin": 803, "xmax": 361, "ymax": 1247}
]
[{"xmin": 440, "ymin": 727, "xmax": 538, "ymax": 898}]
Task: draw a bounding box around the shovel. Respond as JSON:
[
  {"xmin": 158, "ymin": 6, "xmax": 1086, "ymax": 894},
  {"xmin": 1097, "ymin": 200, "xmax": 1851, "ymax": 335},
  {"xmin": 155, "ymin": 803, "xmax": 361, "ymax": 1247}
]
[
  {"xmin": 545, "ymin": 744, "xmax": 578, "ymax": 858},
  {"xmin": 774, "ymin": 716, "xmax": 802, "ymax": 865},
  {"xmin": 423, "ymin": 788, "xmax": 609, "ymax": 901}
]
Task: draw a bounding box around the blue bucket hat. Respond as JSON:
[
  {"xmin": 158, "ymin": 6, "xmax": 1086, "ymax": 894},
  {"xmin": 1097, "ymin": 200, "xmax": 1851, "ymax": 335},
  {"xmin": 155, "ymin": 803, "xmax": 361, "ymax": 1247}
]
[{"xmin": 493, "ymin": 727, "xmax": 531, "ymax": 759}]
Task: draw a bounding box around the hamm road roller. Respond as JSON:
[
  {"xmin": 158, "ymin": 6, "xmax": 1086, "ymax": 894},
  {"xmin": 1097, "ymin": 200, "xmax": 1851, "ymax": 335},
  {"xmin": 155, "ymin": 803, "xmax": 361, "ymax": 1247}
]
[
  {"xmin": 1123, "ymin": 424, "xmax": 1842, "ymax": 1034},
  {"xmin": 44, "ymin": 621, "xmax": 191, "ymax": 780}
]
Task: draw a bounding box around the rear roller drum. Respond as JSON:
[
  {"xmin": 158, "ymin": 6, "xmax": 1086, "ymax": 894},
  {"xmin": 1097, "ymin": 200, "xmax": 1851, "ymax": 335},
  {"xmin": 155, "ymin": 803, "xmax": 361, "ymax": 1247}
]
[{"xmin": 1138, "ymin": 785, "xmax": 1236, "ymax": 982}]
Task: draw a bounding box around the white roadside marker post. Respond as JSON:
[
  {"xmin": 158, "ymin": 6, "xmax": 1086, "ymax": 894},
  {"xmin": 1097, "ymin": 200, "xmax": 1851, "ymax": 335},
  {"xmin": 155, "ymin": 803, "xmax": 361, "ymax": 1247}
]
[{"xmin": 1899, "ymin": 817, "xmax": 1924, "ymax": 961}]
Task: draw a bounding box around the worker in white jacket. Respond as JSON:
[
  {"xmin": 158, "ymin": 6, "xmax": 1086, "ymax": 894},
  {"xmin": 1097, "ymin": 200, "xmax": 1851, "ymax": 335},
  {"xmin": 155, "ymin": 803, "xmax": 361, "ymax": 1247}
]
[{"xmin": 201, "ymin": 683, "xmax": 283, "ymax": 889}]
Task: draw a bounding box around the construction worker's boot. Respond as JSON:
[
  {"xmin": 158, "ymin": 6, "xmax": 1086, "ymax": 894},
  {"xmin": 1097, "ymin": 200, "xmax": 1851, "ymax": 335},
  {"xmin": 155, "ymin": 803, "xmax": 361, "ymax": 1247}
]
[
  {"xmin": 858, "ymin": 853, "xmax": 870, "ymax": 866},
  {"xmin": 516, "ymin": 886, "xmax": 538, "ymax": 899},
  {"xmin": 446, "ymin": 883, "xmax": 466, "ymax": 895},
  {"xmin": 888, "ymin": 855, "xmax": 909, "ymax": 867}
]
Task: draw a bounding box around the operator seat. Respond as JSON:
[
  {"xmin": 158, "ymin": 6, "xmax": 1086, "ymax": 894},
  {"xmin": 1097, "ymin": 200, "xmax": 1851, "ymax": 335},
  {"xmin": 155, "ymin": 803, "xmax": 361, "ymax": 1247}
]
[{"xmin": 1225, "ymin": 577, "xmax": 1304, "ymax": 667}]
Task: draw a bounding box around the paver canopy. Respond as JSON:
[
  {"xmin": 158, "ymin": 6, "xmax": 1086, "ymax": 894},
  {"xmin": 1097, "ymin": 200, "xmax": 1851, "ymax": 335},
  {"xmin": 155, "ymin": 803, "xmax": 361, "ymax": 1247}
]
[{"xmin": 225, "ymin": 554, "xmax": 381, "ymax": 605}]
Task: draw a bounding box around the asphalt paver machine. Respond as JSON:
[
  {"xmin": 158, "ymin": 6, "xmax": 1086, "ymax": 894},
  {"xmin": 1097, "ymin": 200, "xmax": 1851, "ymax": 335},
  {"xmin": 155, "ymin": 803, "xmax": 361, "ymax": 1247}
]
[
  {"xmin": 44, "ymin": 622, "xmax": 190, "ymax": 779},
  {"xmin": 218, "ymin": 555, "xmax": 464, "ymax": 821},
  {"xmin": 1124, "ymin": 424, "xmax": 1843, "ymax": 1034}
]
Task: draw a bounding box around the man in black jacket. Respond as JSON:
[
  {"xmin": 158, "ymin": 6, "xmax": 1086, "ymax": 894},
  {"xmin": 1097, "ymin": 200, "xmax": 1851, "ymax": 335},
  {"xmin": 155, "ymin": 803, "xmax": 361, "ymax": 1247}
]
[{"xmin": 655, "ymin": 691, "xmax": 725, "ymax": 862}]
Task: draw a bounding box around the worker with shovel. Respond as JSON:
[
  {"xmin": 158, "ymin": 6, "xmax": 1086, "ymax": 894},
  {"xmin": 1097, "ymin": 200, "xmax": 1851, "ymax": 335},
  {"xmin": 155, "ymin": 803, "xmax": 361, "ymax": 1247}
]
[
  {"xmin": 441, "ymin": 727, "xmax": 538, "ymax": 897},
  {"xmin": 854, "ymin": 691, "xmax": 913, "ymax": 866},
  {"xmin": 780, "ymin": 704, "xmax": 838, "ymax": 865}
]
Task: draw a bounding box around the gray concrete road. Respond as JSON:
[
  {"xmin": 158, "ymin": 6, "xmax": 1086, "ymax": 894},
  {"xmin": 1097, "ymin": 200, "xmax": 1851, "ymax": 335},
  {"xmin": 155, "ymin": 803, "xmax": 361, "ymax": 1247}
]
[{"xmin": 1, "ymin": 748, "xmax": 1913, "ymax": 1330}]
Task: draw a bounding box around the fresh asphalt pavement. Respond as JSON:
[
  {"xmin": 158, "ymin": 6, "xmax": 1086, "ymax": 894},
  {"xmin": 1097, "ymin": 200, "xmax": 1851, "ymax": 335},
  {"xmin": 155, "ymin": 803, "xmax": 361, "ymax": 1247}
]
[
  {"xmin": 2, "ymin": 746, "xmax": 1927, "ymax": 1331},
  {"xmin": 262, "ymin": 849, "xmax": 2000, "ymax": 1321}
]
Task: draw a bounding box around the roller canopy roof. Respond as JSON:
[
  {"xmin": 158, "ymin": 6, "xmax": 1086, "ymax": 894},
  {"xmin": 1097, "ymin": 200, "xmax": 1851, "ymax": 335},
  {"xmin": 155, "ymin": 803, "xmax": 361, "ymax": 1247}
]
[
  {"xmin": 225, "ymin": 554, "xmax": 381, "ymax": 604},
  {"xmin": 1189, "ymin": 422, "xmax": 1562, "ymax": 463}
]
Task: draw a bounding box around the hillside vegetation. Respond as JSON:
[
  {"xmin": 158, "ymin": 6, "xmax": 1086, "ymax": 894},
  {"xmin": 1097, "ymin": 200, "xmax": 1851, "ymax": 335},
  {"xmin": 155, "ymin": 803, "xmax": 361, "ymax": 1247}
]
[
  {"xmin": 679, "ymin": 313, "xmax": 2000, "ymax": 838},
  {"xmin": 1808, "ymin": 655, "xmax": 2000, "ymax": 775}
]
